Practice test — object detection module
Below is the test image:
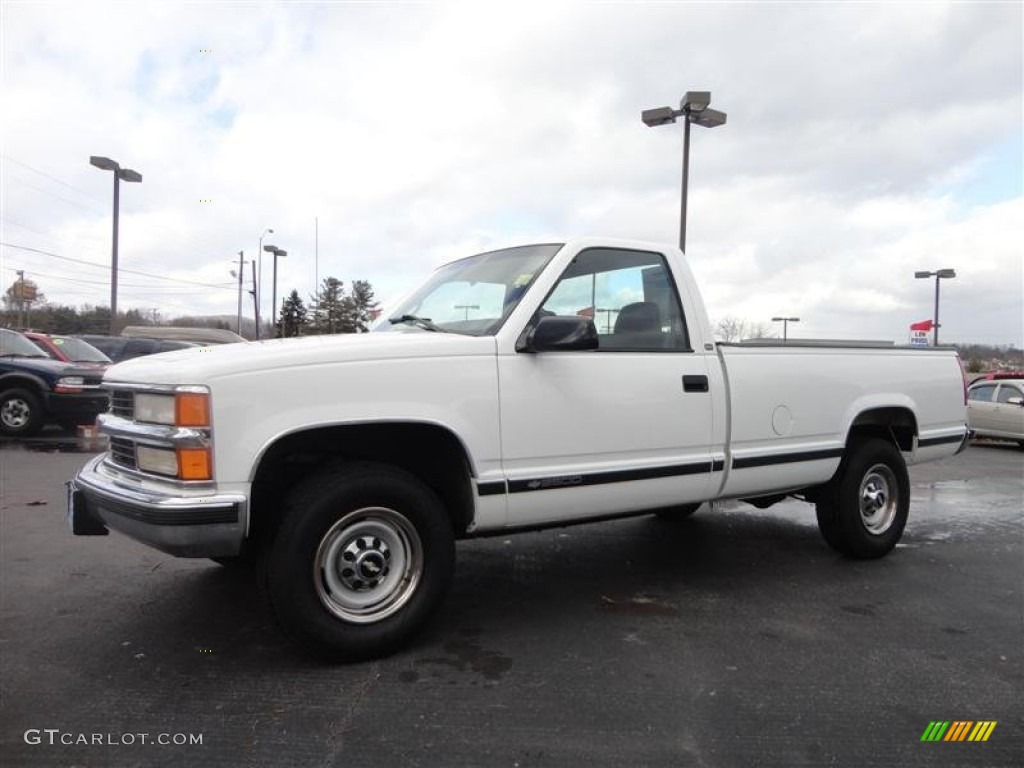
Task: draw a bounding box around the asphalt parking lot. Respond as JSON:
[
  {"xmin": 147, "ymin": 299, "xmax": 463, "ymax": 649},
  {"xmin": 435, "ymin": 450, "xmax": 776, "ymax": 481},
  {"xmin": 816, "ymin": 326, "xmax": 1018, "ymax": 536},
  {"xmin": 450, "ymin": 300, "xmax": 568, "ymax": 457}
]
[{"xmin": 1, "ymin": 435, "xmax": 1021, "ymax": 767}]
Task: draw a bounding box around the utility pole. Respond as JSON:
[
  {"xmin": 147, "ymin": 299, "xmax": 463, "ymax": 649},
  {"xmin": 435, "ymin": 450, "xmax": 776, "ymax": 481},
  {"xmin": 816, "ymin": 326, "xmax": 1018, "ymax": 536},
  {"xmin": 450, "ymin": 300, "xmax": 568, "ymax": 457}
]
[
  {"xmin": 15, "ymin": 270, "xmax": 26, "ymax": 327},
  {"xmin": 235, "ymin": 251, "xmax": 245, "ymax": 335},
  {"xmin": 250, "ymin": 260, "xmax": 259, "ymax": 336}
]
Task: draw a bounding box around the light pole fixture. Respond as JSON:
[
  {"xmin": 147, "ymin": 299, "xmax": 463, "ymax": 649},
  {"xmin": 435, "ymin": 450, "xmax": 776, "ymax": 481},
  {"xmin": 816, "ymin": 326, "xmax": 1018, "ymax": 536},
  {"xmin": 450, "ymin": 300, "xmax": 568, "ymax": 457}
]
[
  {"xmin": 264, "ymin": 244, "xmax": 287, "ymax": 337},
  {"xmin": 256, "ymin": 227, "xmax": 274, "ymax": 339},
  {"xmin": 771, "ymin": 316, "xmax": 800, "ymax": 343},
  {"xmin": 454, "ymin": 304, "xmax": 480, "ymax": 322},
  {"xmin": 914, "ymin": 269, "xmax": 956, "ymax": 345},
  {"xmin": 641, "ymin": 90, "xmax": 727, "ymax": 253},
  {"xmin": 90, "ymin": 155, "xmax": 142, "ymax": 333}
]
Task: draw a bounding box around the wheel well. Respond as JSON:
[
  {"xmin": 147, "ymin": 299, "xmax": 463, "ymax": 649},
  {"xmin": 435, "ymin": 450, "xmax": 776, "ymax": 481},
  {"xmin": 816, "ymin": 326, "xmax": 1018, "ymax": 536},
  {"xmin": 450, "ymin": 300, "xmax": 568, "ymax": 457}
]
[
  {"xmin": 0, "ymin": 376, "xmax": 45, "ymax": 396},
  {"xmin": 249, "ymin": 423, "xmax": 476, "ymax": 548},
  {"xmin": 846, "ymin": 407, "xmax": 917, "ymax": 452}
]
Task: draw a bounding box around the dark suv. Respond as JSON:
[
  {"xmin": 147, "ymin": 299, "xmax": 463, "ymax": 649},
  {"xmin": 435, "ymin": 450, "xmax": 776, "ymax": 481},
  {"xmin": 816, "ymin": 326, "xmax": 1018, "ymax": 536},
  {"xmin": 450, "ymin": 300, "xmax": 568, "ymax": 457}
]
[
  {"xmin": 76, "ymin": 335, "xmax": 199, "ymax": 363},
  {"xmin": 0, "ymin": 329, "xmax": 109, "ymax": 436}
]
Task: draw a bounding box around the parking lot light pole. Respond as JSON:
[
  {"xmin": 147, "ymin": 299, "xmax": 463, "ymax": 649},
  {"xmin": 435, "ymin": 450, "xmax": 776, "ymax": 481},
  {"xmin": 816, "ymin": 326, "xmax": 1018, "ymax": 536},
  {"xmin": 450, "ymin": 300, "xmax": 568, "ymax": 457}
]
[
  {"xmin": 256, "ymin": 228, "xmax": 274, "ymax": 339},
  {"xmin": 264, "ymin": 245, "xmax": 287, "ymax": 337},
  {"xmin": 772, "ymin": 316, "xmax": 800, "ymax": 343},
  {"xmin": 642, "ymin": 91, "xmax": 727, "ymax": 253},
  {"xmin": 90, "ymin": 156, "xmax": 142, "ymax": 334},
  {"xmin": 914, "ymin": 269, "xmax": 956, "ymax": 345}
]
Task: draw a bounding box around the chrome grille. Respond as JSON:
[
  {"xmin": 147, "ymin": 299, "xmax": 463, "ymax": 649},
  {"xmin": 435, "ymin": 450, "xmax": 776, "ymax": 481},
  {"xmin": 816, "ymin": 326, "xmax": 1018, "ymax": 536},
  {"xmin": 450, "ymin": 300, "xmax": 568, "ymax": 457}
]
[
  {"xmin": 109, "ymin": 437, "xmax": 137, "ymax": 470},
  {"xmin": 110, "ymin": 391, "xmax": 134, "ymax": 419}
]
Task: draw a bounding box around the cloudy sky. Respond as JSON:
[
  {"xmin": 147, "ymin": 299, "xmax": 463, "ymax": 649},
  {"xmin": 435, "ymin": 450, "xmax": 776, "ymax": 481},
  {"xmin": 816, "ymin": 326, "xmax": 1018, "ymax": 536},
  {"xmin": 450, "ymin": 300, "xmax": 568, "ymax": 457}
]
[{"xmin": 1, "ymin": 1, "xmax": 1021, "ymax": 345}]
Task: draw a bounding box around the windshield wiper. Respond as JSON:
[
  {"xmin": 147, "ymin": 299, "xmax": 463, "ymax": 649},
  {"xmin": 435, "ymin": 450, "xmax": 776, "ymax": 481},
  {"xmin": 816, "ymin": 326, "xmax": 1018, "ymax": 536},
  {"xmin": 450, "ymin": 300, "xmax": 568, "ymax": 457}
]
[
  {"xmin": 388, "ymin": 315, "xmax": 447, "ymax": 333},
  {"xmin": 1, "ymin": 353, "xmax": 47, "ymax": 359}
]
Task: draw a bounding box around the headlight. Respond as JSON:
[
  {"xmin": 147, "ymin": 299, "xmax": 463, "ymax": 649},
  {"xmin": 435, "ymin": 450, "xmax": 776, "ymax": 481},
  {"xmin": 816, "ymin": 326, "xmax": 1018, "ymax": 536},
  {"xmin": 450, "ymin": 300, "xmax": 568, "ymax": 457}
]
[
  {"xmin": 135, "ymin": 394, "xmax": 175, "ymax": 425},
  {"xmin": 136, "ymin": 445, "xmax": 179, "ymax": 476},
  {"xmin": 134, "ymin": 391, "xmax": 210, "ymax": 427},
  {"xmin": 54, "ymin": 376, "xmax": 84, "ymax": 393}
]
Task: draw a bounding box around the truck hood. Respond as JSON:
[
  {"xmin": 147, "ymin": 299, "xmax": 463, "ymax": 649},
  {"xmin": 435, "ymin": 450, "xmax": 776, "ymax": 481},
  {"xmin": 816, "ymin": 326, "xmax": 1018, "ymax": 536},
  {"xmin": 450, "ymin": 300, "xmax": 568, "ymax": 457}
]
[
  {"xmin": 1, "ymin": 355, "xmax": 103, "ymax": 380},
  {"xmin": 103, "ymin": 331, "xmax": 498, "ymax": 386}
]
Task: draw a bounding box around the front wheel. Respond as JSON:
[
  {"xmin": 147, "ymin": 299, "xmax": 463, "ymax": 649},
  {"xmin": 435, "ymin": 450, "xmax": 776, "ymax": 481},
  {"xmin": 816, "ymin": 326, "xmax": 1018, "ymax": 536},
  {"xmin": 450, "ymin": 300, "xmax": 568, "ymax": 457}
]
[
  {"xmin": 0, "ymin": 388, "xmax": 44, "ymax": 437},
  {"xmin": 815, "ymin": 438, "xmax": 909, "ymax": 559},
  {"xmin": 267, "ymin": 462, "xmax": 455, "ymax": 660}
]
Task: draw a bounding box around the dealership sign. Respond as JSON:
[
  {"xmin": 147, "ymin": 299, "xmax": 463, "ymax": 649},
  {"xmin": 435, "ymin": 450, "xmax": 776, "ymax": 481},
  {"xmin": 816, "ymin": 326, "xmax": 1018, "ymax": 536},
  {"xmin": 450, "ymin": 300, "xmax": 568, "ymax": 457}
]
[{"xmin": 910, "ymin": 319, "xmax": 933, "ymax": 347}]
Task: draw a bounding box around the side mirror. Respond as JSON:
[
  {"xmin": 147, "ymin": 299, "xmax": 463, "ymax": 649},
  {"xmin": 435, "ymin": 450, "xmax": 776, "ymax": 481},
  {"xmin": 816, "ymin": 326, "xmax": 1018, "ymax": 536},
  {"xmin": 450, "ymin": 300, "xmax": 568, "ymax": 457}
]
[
  {"xmin": 517, "ymin": 316, "xmax": 599, "ymax": 352},
  {"xmin": 1006, "ymin": 397, "xmax": 1023, "ymax": 406}
]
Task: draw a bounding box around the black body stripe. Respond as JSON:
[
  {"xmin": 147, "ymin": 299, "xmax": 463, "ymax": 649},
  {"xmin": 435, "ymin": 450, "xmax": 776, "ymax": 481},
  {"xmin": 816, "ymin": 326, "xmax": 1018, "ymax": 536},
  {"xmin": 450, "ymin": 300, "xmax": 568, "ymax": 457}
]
[
  {"xmin": 506, "ymin": 461, "xmax": 715, "ymax": 495},
  {"xmin": 918, "ymin": 434, "xmax": 966, "ymax": 448},
  {"xmin": 731, "ymin": 447, "xmax": 844, "ymax": 470},
  {"xmin": 476, "ymin": 481, "xmax": 507, "ymax": 497}
]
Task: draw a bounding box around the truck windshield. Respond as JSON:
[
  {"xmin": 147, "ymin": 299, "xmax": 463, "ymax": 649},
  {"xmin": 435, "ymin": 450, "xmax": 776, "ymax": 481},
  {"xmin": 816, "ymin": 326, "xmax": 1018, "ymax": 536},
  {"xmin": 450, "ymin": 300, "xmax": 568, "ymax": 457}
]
[{"xmin": 377, "ymin": 243, "xmax": 563, "ymax": 336}]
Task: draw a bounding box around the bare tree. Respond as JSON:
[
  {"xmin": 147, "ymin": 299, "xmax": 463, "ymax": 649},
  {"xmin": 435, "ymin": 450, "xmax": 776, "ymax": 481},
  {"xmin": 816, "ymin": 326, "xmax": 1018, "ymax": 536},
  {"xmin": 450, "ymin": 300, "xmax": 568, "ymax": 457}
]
[{"xmin": 714, "ymin": 316, "xmax": 772, "ymax": 342}]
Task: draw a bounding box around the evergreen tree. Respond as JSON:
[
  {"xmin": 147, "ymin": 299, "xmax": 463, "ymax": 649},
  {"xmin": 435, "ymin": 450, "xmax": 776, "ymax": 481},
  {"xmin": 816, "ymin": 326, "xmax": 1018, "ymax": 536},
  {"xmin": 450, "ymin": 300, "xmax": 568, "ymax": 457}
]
[
  {"xmin": 279, "ymin": 289, "xmax": 308, "ymax": 337},
  {"xmin": 311, "ymin": 277, "xmax": 346, "ymax": 334},
  {"xmin": 348, "ymin": 279, "xmax": 378, "ymax": 333}
]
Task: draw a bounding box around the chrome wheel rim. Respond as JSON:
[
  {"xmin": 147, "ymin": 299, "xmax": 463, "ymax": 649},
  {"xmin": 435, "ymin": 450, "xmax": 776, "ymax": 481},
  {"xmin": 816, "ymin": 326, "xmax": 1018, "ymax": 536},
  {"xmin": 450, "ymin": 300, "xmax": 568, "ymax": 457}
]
[
  {"xmin": 314, "ymin": 507, "xmax": 423, "ymax": 624},
  {"xmin": 859, "ymin": 464, "xmax": 898, "ymax": 535},
  {"xmin": 1, "ymin": 398, "xmax": 30, "ymax": 429}
]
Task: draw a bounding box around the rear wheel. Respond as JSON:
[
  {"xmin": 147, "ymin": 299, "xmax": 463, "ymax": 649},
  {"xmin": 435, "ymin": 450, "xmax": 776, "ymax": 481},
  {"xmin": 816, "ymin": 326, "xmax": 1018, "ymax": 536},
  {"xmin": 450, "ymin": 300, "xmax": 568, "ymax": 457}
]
[
  {"xmin": 267, "ymin": 462, "xmax": 455, "ymax": 660},
  {"xmin": 815, "ymin": 438, "xmax": 909, "ymax": 559},
  {"xmin": 0, "ymin": 388, "xmax": 44, "ymax": 437}
]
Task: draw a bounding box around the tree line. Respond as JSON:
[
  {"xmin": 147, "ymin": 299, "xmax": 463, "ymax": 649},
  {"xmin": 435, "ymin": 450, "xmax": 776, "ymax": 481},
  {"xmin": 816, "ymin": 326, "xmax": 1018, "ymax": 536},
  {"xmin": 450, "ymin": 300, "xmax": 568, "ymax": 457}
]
[
  {"xmin": 1, "ymin": 277, "xmax": 378, "ymax": 339},
  {"xmin": 278, "ymin": 279, "xmax": 378, "ymax": 337}
]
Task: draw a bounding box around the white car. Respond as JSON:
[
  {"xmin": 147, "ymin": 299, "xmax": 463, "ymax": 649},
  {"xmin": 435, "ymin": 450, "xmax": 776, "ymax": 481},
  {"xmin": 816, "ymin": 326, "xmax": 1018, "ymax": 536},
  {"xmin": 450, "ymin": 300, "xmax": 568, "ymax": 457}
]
[{"xmin": 967, "ymin": 376, "xmax": 1024, "ymax": 447}]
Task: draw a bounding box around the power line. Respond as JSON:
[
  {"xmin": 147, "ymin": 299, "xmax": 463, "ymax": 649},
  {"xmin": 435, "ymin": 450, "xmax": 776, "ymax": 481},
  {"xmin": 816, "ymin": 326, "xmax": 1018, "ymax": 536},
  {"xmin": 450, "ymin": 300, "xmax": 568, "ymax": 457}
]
[
  {"xmin": 1, "ymin": 265, "xmax": 228, "ymax": 291},
  {"xmin": 2, "ymin": 154, "xmax": 107, "ymax": 205},
  {"xmin": 5, "ymin": 177, "xmax": 107, "ymax": 216},
  {"xmin": 0, "ymin": 242, "xmax": 234, "ymax": 290},
  {"xmin": 2, "ymin": 153, "xmax": 240, "ymax": 258}
]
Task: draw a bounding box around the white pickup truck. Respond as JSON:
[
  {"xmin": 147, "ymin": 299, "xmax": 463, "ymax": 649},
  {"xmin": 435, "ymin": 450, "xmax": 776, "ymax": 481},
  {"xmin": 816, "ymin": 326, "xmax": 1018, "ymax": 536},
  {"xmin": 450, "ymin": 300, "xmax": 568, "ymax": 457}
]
[{"xmin": 70, "ymin": 237, "xmax": 968, "ymax": 658}]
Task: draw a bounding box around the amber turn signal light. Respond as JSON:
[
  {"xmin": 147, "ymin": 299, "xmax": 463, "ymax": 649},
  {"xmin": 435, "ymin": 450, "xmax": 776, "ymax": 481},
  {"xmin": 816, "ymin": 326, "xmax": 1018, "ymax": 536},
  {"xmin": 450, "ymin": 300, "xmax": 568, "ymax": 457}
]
[
  {"xmin": 177, "ymin": 448, "xmax": 212, "ymax": 481},
  {"xmin": 175, "ymin": 393, "xmax": 210, "ymax": 427}
]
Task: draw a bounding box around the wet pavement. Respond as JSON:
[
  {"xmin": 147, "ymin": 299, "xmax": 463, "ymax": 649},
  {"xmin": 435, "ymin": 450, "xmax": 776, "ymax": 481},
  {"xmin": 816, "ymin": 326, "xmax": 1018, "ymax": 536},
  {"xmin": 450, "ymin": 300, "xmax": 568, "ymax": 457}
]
[{"xmin": 1, "ymin": 437, "xmax": 1021, "ymax": 767}]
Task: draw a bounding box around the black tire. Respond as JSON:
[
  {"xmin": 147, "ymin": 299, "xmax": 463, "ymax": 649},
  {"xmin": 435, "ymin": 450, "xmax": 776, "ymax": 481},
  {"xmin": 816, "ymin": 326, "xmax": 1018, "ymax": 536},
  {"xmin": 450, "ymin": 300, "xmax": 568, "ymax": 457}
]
[
  {"xmin": 0, "ymin": 388, "xmax": 44, "ymax": 437},
  {"xmin": 266, "ymin": 462, "xmax": 455, "ymax": 660},
  {"xmin": 655, "ymin": 502, "xmax": 702, "ymax": 521},
  {"xmin": 815, "ymin": 438, "xmax": 909, "ymax": 559}
]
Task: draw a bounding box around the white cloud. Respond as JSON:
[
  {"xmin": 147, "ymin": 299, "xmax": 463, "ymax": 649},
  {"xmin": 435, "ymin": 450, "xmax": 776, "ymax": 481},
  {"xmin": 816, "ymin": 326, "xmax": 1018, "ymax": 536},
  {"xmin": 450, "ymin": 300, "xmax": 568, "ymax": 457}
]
[{"xmin": 1, "ymin": 1, "xmax": 1020, "ymax": 345}]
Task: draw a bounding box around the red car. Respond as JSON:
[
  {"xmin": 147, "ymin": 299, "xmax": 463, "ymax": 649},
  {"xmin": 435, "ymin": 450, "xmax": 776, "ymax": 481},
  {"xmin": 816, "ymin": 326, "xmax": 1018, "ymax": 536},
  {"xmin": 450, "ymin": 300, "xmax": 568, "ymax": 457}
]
[{"xmin": 22, "ymin": 332, "xmax": 112, "ymax": 370}]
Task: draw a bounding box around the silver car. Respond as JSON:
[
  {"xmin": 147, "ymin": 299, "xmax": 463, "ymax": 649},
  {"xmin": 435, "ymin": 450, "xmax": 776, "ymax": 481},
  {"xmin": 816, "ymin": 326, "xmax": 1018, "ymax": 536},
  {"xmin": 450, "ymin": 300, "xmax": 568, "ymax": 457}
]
[{"xmin": 967, "ymin": 377, "xmax": 1024, "ymax": 447}]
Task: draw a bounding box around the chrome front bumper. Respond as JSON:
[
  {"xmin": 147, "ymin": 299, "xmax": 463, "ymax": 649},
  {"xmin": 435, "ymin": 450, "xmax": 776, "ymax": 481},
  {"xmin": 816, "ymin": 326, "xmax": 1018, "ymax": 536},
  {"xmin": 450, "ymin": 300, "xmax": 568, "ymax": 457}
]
[{"xmin": 70, "ymin": 454, "xmax": 247, "ymax": 557}]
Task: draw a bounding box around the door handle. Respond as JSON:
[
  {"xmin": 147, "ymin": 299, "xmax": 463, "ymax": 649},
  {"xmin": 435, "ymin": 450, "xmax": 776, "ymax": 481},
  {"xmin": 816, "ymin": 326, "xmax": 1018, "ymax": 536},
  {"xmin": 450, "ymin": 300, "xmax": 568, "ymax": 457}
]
[{"xmin": 683, "ymin": 375, "xmax": 709, "ymax": 393}]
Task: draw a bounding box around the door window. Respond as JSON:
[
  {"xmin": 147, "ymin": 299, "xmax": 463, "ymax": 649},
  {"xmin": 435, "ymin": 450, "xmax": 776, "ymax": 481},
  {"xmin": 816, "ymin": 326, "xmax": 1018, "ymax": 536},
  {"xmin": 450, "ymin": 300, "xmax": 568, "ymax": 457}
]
[
  {"xmin": 996, "ymin": 384, "xmax": 1023, "ymax": 403},
  {"xmin": 968, "ymin": 384, "xmax": 997, "ymax": 402},
  {"xmin": 537, "ymin": 248, "xmax": 690, "ymax": 351}
]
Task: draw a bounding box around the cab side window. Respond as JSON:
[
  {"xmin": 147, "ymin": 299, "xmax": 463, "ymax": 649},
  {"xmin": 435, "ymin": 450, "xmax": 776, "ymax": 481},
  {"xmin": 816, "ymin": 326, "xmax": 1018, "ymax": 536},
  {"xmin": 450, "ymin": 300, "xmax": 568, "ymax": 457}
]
[{"xmin": 538, "ymin": 248, "xmax": 690, "ymax": 352}]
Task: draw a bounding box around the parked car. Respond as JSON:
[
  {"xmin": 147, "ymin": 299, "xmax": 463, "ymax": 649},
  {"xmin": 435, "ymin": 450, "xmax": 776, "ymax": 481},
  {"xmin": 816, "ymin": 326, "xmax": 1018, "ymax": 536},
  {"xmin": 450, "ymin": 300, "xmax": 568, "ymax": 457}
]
[
  {"xmin": 22, "ymin": 331, "xmax": 112, "ymax": 369},
  {"xmin": 76, "ymin": 335, "xmax": 201, "ymax": 363},
  {"xmin": 120, "ymin": 326, "xmax": 245, "ymax": 344},
  {"xmin": 0, "ymin": 328, "xmax": 109, "ymax": 436},
  {"xmin": 967, "ymin": 376, "xmax": 1024, "ymax": 447}
]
